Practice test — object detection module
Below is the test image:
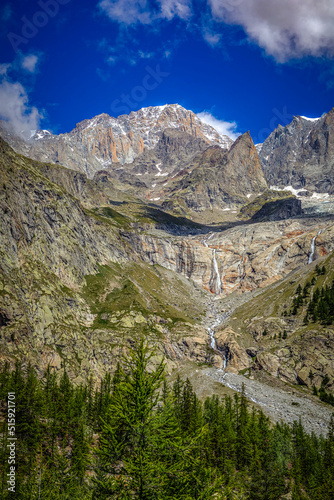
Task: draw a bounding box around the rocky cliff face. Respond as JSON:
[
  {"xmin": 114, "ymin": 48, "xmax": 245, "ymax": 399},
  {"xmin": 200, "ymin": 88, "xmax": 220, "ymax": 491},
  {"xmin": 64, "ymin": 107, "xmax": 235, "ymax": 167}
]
[
  {"xmin": 0, "ymin": 138, "xmax": 130, "ymax": 289},
  {"xmin": 0, "ymin": 137, "xmax": 135, "ymax": 379},
  {"xmin": 161, "ymin": 132, "xmax": 268, "ymax": 214},
  {"xmin": 125, "ymin": 216, "xmax": 334, "ymax": 295},
  {"xmin": 97, "ymin": 128, "xmax": 210, "ymax": 200},
  {"xmin": 0, "ymin": 104, "xmax": 233, "ymax": 178},
  {"xmin": 259, "ymin": 108, "xmax": 334, "ymax": 194},
  {"xmin": 86, "ymin": 129, "xmax": 268, "ymax": 219},
  {"xmin": 250, "ymin": 197, "xmax": 302, "ymax": 221}
]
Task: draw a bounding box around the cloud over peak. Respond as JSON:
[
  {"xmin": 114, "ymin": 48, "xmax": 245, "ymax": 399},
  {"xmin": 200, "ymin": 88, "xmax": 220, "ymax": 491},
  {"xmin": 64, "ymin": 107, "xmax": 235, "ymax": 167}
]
[
  {"xmin": 197, "ymin": 111, "xmax": 239, "ymax": 140},
  {"xmin": 0, "ymin": 80, "xmax": 43, "ymax": 138},
  {"xmin": 0, "ymin": 52, "xmax": 44, "ymax": 138}
]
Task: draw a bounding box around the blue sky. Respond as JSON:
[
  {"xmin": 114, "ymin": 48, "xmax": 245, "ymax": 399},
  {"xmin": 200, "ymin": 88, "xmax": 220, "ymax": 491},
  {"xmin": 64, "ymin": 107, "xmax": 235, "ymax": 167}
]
[{"xmin": 0, "ymin": 0, "xmax": 334, "ymax": 143}]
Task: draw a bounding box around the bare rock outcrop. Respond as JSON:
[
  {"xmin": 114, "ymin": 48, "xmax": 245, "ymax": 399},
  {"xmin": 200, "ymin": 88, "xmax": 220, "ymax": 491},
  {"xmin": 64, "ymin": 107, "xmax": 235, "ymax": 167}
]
[
  {"xmin": 260, "ymin": 108, "xmax": 334, "ymax": 194},
  {"xmin": 163, "ymin": 132, "xmax": 268, "ymax": 212},
  {"xmin": 215, "ymin": 327, "xmax": 250, "ymax": 373},
  {"xmin": 127, "ymin": 218, "xmax": 334, "ymax": 294}
]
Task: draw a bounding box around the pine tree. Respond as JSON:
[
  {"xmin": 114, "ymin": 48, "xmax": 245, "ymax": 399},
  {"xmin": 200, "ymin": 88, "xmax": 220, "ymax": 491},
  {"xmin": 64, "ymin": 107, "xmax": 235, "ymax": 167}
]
[
  {"xmin": 318, "ymin": 415, "xmax": 334, "ymax": 499},
  {"xmin": 235, "ymin": 384, "xmax": 251, "ymax": 469},
  {"xmin": 94, "ymin": 338, "xmax": 219, "ymax": 499},
  {"xmin": 94, "ymin": 337, "xmax": 166, "ymax": 498}
]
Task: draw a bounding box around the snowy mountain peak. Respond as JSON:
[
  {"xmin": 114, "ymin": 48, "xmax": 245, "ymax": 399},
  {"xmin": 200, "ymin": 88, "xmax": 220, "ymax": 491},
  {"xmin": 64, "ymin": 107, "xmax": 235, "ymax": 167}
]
[
  {"xmin": 68, "ymin": 103, "xmax": 234, "ymax": 165},
  {"xmin": 299, "ymin": 116, "xmax": 321, "ymax": 122},
  {"xmin": 31, "ymin": 130, "xmax": 52, "ymax": 141},
  {"xmin": 0, "ymin": 103, "xmax": 235, "ymax": 178}
]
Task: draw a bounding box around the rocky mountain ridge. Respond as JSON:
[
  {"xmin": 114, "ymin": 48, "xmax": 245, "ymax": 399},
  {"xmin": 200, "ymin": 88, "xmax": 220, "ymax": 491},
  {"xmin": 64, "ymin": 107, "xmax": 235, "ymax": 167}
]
[
  {"xmin": 160, "ymin": 132, "xmax": 267, "ymax": 214},
  {"xmin": 97, "ymin": 129, "xmax": 268, "ymax": 217},
  {"xmin": 259, "ymin": 108, "xmax": 334, "ymax": 194},
  {"xmin": 2, "ymin": 104, "xmax": 334, "ymax": 204},
  {"xmin": 0, "ymin": 104, "xmax": 233, "ymax": 178},
  {"xmin": 3, "ymin": 103, "xmax": 334, "ymax": 218}
]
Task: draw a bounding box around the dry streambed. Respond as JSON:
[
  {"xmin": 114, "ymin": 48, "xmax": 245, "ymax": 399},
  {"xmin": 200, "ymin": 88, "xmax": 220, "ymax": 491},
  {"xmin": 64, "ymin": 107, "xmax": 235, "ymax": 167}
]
[{"xmin": 205, "ymin": 367, "xmax": 334, "ymax": 436}]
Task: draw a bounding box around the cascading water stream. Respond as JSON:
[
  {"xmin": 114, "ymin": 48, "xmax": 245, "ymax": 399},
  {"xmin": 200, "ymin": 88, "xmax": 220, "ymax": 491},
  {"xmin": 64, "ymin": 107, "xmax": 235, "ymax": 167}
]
[
  {"xmin": 206, "ymin": 313, "xmax": 229, "ymax": 369},
  {"xmin": 203, "ymin": 233, "xmax": 214, "ymax": 248},
  {"xmin": 208, "ymin": 326, "xmax": 216, "ymax": 349},
  {"xmin": 203, "ymin": 233, "xmax": 227, "ymax": 366},
  {"xmin": 212, "ymin": 249, "xmax": 221, "ymax": 295},
  {"xmin": 308, "ymin": 230, "xmax": 322, "ymax": 264},
  {"xmin": 203, "ymin": 233, "xmax": 221, "ymax": 295}
]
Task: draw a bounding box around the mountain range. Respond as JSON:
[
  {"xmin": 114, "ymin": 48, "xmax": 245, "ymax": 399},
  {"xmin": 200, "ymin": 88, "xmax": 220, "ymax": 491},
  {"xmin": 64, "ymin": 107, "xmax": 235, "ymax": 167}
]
[{"xmin": 1, "ymin": 103, "xmax": 334, "ymax": 433}]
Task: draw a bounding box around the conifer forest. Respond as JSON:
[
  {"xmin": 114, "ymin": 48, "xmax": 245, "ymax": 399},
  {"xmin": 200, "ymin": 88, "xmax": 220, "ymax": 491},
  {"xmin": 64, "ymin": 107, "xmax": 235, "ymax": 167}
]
[{"xmin": 0, "ymin": 339, "xmax": 333, "ymax": 499}]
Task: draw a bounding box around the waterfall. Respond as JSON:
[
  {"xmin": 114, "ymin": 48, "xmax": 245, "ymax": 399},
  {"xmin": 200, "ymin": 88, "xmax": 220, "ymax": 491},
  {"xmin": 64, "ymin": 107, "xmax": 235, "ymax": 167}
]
[
  {"xmin": 203, "ymin": 233, "xmax": 222, "ymax": 295},
  {"xmin": 203, "ymin": 234, "xmax": 226, "ymax": 359},
  {"xmin": 308, "ymin": 230, "xmax": 322, "ymax": 264},
  {"xmin": 213, "ymin": 249, "xmax": 221, "ymax": 295},
  {"xmin": 206, "ymin": 312, "xmax": 230, "ymax": 370},
  {"xmin": 207, "ymin": 324, "xmax": 228, "ymax": 371},
  {"xmin": 208, "ymin": 326, "xmax": 216, "ymax": 349},
  {"xmin": 203, "ymin": 233, "xmax": 214, "ymax": 248}
]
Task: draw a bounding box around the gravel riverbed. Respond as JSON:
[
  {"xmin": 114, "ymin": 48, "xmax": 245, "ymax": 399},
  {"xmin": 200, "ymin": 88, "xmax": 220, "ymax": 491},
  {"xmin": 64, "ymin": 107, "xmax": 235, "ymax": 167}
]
[{"xmin": 205, "ymin": 367, "xmax": 334, "ymax": 436}]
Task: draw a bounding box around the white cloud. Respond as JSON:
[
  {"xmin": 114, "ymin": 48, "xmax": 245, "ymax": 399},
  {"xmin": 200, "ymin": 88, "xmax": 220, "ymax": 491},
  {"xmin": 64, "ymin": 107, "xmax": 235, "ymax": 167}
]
[
  {"xmin": 0, "ymin": 79, "xmax": 43, "ymax": 138},
  {"xmin": 96, "ymin": 67, "xmax": 110, "ymax": 81},
  {"xmin": 208, "ymin": 0, "xmax": 334, "ymax": 62},
  {"xmin": 98, "ymin": 0, "xmax": 334, "ymax": 61},
  {"xmin": 197, "ymin": 111, "xmax": 239, "ymax": 140},
  {"xmin": 21, "ymin": 54, "xmax": 39, "ymax": 73},
  {"xmin": 98, "ymin": 0, "xmax": 153, "ymax": 25},
  {"xmin": 107, "ymin": 54, "xmax": 118, "ymax": 65},
  {"xmin": 99, "ymin": 0, "xmax": 191, "ymax": 25},
  {"xmin": 202, "ymin": 29, "xmax": 221, "ymax": 47},
  {"xmin": 0, "ymin": 53, "xmax": 40, "ymax": 81},
  {"xmin": 158, "ymin": 0, "xmax": 192, "ymax": 20}
]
